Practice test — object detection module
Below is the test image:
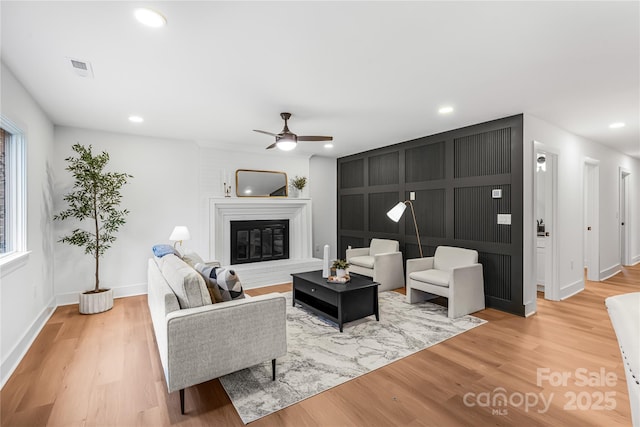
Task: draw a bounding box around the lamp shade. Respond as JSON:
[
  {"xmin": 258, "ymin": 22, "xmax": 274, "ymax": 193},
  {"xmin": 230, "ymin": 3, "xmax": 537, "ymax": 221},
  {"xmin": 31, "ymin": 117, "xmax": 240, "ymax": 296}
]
[
  {"xmin": 386, "ymin": 202, "xmax": 407, "ymax": 222},
  {"xmin": 276, "ymin": 136, "xmax": 297, "ymax": 151},
  {"xmin": 169, "ymin": 226, "xmax": 190, "ymax": 242}
]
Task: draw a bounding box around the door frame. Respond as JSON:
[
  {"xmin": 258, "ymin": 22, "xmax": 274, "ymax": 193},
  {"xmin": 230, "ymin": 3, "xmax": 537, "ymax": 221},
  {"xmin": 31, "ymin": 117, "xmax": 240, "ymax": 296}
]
[
  {"xmin": 583, "ymin": 158, "xmax": 600, "ymax": 282},
  {"xmin": 619, "ymin": 167, "xmax": 631, "ymax": 266},
  {"xmin": 533, "ymin": 142, "xmax": 559, "ymax": 300}
]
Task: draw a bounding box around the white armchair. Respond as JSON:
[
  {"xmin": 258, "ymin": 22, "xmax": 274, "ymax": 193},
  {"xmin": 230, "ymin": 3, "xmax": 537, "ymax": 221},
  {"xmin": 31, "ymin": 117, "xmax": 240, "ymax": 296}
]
[
  {"xmin": 406, "ymin": 246, "xmax": 485, "ymax": 318},
  {"xmin": 346, "ymin": 238, "xmax": 404, "ymax": 291},
  {"xmin": 605, "ymin": 292, "xmax": 640, "ymax": 427}
]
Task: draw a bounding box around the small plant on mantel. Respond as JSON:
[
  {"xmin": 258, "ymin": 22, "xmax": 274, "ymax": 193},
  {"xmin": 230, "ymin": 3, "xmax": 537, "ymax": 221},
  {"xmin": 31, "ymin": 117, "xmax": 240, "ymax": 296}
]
[
  {"xmin": 290, "ymin": 176, "xmax": 307, "ymax": 191},
  {"xmin": 54, "ymin": 143, "xmax": 133, "ymax": 313}
]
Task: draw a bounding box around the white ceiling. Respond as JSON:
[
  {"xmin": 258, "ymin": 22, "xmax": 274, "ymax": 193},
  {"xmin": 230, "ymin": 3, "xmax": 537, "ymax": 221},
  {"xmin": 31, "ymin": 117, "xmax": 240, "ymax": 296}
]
[{"xmin": 1, "ymin": 1, "xmax": 638, "ymax": 159}]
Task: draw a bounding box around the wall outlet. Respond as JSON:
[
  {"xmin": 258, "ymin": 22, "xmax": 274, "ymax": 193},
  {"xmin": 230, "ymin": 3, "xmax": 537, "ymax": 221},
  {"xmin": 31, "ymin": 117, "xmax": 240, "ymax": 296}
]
[
  {"xmin": 497, "ymin": 214, "xmax": 511, "ymax": 225},
  {"xmin": 570, "ymin": 260, "xmax": 574, "ymax": 270},
  {"xmin": 492, "ymin": 189, "xmax": 502, "ymax": 198},
  {"xmin": 409, "ymin": 191, "xmax": 416, "ymax": 201}
]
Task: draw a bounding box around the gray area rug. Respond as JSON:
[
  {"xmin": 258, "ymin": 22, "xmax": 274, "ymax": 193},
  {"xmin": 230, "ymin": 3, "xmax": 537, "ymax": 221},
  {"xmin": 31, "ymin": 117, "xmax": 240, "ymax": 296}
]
[{"xmin": 220, "ymin": 291, "xmax": 486, "ymax": 424}]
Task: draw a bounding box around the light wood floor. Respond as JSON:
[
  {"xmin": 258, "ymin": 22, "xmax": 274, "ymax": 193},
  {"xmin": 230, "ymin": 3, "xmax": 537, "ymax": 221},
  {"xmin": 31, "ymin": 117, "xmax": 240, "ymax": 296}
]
[{"xmin": 2, "ymin": 264, "xmax": 638, "ymax": 426}]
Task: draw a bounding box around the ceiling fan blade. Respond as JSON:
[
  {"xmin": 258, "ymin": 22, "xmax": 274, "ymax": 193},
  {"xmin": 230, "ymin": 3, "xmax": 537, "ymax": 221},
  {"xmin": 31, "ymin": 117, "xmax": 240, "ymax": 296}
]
[
  {"xmin": 254, "ymin": 129, "xmax": 278, "ymax": 137},
  {"xmin": 265, "ymin": 142, "xmax": 277, "ymax": 150},
  {"xmin": 297, "ymin": 135, "xmax": 333, "ymax": 142}
]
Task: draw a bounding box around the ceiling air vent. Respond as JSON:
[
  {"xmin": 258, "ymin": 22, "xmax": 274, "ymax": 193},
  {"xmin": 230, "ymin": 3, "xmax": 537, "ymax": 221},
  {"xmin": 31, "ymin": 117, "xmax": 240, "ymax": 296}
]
[{"xmin": 68, "ymin": 58, "xmax": 94, "ymax": 78}]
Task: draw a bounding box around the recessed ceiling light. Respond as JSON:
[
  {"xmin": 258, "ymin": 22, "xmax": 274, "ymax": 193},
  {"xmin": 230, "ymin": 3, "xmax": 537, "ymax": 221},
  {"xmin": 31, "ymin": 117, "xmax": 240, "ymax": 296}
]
[
  {"xmin": 438, "ymin": 106, "xmax": 454, "ymax": 114},
  {"xmin": 134, "ymin": 8, "xmax": 167, "ymax": 28},
  {"xmin": 609, "ymin": 122, "xmax": 625, "ymax": 129},
  {"xmin": 128, "ymin": 115, "xmax": 144, "ymax": 123},
  {"xmin": 324, "ymin": 143, "xmax": 334, "ymax": 149}
]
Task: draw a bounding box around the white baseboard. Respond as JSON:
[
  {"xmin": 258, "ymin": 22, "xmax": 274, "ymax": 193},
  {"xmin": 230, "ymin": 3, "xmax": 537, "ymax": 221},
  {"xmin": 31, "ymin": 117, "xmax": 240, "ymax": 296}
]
[
  {"xmin": 56, "ymin": 282, "xmax": 148, "ymax": 306},
  {"xmin": 631, "ymin": 255, "xmax": 640, "ymax": 266},
  {"xmin": 560, "ymin": 279, "xmax": 584, "ymax": 300},
  {"xmin": 524, "ymin": 301, "xmax": 537, "ymax": 317},
  {"xmin": 600, "ymin": 263, "xmax": 622, "ymax": 281},
  {"xmin": 1, "ymin": 297, "xmax": 56, "ymax": 388}
]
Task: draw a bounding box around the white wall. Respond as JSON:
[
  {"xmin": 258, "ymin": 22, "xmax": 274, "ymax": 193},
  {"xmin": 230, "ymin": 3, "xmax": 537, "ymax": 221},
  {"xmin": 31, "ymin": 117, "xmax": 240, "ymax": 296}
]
[
  {"xmin": 523, "ymin": 114, "xmax": 640, "ymax": 313},
  {"xmin": 0, "ymin": 63, "xmax": 56, "ymax": 386},
  {"xmin": 53, "ymin": 127, "xmax": 322, "ymax": 301},
  {"xmin": 309, "ymin": 155, "xmax": 338, "ymax": 260},
  {"xmin": 53, "ymin": 127, "xmax": 201, "ymax": 303}
]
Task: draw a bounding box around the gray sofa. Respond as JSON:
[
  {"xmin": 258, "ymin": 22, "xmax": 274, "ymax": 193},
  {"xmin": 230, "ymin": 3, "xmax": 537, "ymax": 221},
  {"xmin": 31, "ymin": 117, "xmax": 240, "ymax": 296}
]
[{"xmin": 147, "ymin": 254, "xmax": 287, "ymax": 414}]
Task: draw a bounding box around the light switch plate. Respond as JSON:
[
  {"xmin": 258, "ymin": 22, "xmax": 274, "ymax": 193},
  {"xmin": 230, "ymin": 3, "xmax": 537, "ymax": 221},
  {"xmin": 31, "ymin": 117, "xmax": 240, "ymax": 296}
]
[
  {"xmin": 492, "ymin": 189, "xmax": 502, "ymax": 198},
  {"xmin": 497, "ymin": 214, "xmax": 511, "ymax": 225},
  {"xmin": 409, "ymin": 191, "xmax": 416, "ymax": 201}
]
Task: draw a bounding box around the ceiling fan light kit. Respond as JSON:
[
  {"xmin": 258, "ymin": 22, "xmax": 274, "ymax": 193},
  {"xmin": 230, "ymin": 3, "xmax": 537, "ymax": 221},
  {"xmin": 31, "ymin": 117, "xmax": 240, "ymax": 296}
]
[
  {"xmin": 276, "ymin": 136, "xmax": 297, "ymax": 151},
  {"xmin": 254, "ymin": 112, "xmax": 333, "ymax": 151}
]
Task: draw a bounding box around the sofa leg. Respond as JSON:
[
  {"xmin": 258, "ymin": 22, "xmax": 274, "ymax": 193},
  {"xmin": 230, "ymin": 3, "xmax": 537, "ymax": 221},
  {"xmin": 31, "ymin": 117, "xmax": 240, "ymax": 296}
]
[
  {"xmin": 272, "ymin": 359, "xmax": 276, "ymax": 381},
  {"xmin": 180, "ymin": 389, "xmax": 185, "ymax": 415}
]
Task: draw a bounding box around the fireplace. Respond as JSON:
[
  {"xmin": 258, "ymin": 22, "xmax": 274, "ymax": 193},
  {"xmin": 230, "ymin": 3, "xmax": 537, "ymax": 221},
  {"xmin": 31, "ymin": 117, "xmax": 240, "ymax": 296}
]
[
  {"xmin": 209, "ymin": 198, "xmax": 313, "ymax": 267},
  {"xmin": 230, "ymin": 220, "xmax": 289, "ymax": 265}
]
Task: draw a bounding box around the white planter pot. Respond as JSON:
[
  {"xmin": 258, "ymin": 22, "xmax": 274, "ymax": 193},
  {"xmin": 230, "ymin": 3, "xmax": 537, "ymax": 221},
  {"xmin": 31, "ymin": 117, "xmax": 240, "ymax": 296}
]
[
  {"xmin": 79, "ymin": 288, "xmax": 114, "ymax": 314},
  {"xmin": 336, "ymin": 268, "xmax": 346, "ymax": 278}
]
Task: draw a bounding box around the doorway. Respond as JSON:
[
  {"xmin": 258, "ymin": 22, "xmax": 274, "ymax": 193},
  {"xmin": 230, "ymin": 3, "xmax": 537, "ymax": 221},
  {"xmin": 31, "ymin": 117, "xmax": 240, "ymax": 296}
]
[
  {"xmin": 584, "ymin": 159, "xmax": 600, "ymax": 282},
  {"xmin": 620, "ymin": 168, "xmax": 631, "ymax": 266},
  {"xmin": 535, "ymin": 150, "xmax": 558, "ymax": 299}
]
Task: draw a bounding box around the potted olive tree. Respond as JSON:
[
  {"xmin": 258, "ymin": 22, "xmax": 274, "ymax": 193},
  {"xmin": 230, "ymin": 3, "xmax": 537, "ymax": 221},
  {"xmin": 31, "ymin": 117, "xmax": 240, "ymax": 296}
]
[{"xmin": 54, "ymin": 143, "xmax": 133, "ymax": 314}]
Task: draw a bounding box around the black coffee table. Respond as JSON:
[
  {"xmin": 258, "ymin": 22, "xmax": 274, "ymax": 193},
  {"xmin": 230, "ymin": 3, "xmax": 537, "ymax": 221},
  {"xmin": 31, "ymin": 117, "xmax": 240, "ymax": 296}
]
[{"xmin": 291, "ymin": 270, "xmax": 379, "ymax": 332}]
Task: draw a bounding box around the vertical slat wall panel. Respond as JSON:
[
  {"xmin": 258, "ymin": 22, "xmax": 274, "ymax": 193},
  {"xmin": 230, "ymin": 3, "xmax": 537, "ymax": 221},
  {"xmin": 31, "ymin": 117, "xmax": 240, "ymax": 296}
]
[
  {"xmin": 341, "ymin": 236, "xmax": 365, "ymax": 252},
  {"xmin": 340, "ymin": 194, "xmax": 364, "ymax": 231},
  {"xmin": 369, "ymin": 152, "xmax": 399, "ymax": 186},
  {"xmin": 409, "ymin": 189, "xmax": 446, "ymax": 238},
  {"xmin": 479, "ymin": 253, "xmax": 512, "ymax": 300},
  {"xmin": 454, "ymin": 128, "xmax": 511, "ymax": 177},
  {"xmin": 454, "ymin": 185, "xmax": 511, "ymax": 243},
  {"xmin": 340, "ymin": 158, "xmax": 364, "ymax": 188},
  {"xmin": 369, "ymin": 192, "xmax": 400, "ymax": 233},
  {"xmin": 337, "ymin": 115, "xmax": 524, "ymax": 316},
  {"xmin": 405, "ymin": 244, "xmax": 437, "ymax": 260},
  {"xmin": 405, "ymin": 142, "xmax": 445, "ymax": 182}
]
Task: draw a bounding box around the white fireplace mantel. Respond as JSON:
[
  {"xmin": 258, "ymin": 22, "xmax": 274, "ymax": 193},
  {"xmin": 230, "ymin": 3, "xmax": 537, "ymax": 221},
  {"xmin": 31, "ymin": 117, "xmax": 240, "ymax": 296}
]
[{"xmin": 209, "ymin": 198, "xmax": 314, "ymax": 266}]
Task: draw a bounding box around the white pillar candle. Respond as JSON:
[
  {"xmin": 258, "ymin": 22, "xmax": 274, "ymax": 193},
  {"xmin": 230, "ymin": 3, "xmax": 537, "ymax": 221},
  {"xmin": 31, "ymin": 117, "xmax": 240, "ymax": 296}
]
[{"xmin": 322, "ymin": 244, "xmax": 330, "ymax": 278}]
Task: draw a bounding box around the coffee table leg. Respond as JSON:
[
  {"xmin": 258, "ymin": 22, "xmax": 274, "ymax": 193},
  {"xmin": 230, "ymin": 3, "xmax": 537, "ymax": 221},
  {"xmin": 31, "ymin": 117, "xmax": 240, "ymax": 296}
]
[
  {"xmin": 338, "ymin": 294, "xmax": 343, "ymax": 332},
  {"xmin": 374, "ymin": 289, "xmax": 379, "ymax": 321}
]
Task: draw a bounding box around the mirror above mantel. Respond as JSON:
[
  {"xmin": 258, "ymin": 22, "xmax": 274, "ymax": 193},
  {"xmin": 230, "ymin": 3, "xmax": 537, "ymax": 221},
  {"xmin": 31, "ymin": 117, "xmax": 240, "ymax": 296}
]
[{"xmin": 236, "ymin": 169, "xmax": 288, "ymax": 197}]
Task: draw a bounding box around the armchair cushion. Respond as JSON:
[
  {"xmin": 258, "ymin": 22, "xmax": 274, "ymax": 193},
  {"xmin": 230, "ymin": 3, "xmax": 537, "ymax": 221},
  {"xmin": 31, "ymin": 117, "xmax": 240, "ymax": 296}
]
[
  {"xmin": 433, "ymin": 246, "xmax": 478, "ymax": 271},
  {"xmin": 369, "ymin": 238, "xmax": 399, "ymax": 256},
  {"xmin": 409, "ymin": 269, "xmax": 450, "ymax": 287},
  {"xmin": 349, "ymin": 255, "xmax": 375, "ymax": 269}
]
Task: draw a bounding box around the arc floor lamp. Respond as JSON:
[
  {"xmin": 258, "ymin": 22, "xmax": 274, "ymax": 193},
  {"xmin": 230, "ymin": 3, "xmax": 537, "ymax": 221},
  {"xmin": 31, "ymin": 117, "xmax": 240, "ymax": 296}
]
[{"xmin": 386, "ymin": 200, "xmax": 423, "ymax": 257}]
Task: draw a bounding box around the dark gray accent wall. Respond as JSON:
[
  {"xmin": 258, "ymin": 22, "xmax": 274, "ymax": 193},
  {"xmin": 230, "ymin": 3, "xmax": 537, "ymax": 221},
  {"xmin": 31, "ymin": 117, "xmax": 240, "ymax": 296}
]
[{"xmin": 337, "ymin": 114, "xmax": 524, "ymax": 316}]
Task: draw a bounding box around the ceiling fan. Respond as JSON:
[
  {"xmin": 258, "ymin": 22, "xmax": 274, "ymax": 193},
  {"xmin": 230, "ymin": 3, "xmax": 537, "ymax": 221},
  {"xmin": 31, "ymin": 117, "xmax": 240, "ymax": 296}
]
[{"xmin": 254, "ymin": 112, "xmax": 333, "ymax": 151}]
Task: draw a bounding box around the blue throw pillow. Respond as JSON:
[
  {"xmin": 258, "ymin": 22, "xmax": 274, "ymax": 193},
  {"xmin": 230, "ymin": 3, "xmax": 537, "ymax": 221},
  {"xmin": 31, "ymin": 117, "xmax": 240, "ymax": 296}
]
[{"xmin": 152, "ymin": 244, "xmax": 178, "ymax": 258}]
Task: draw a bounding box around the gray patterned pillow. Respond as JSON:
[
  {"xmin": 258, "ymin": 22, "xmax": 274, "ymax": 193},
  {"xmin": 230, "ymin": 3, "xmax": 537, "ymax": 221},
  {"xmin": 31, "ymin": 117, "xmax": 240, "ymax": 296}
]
[{"xmin": 195, "ymin": 264, "xmax": 245, "ymax": 302}]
